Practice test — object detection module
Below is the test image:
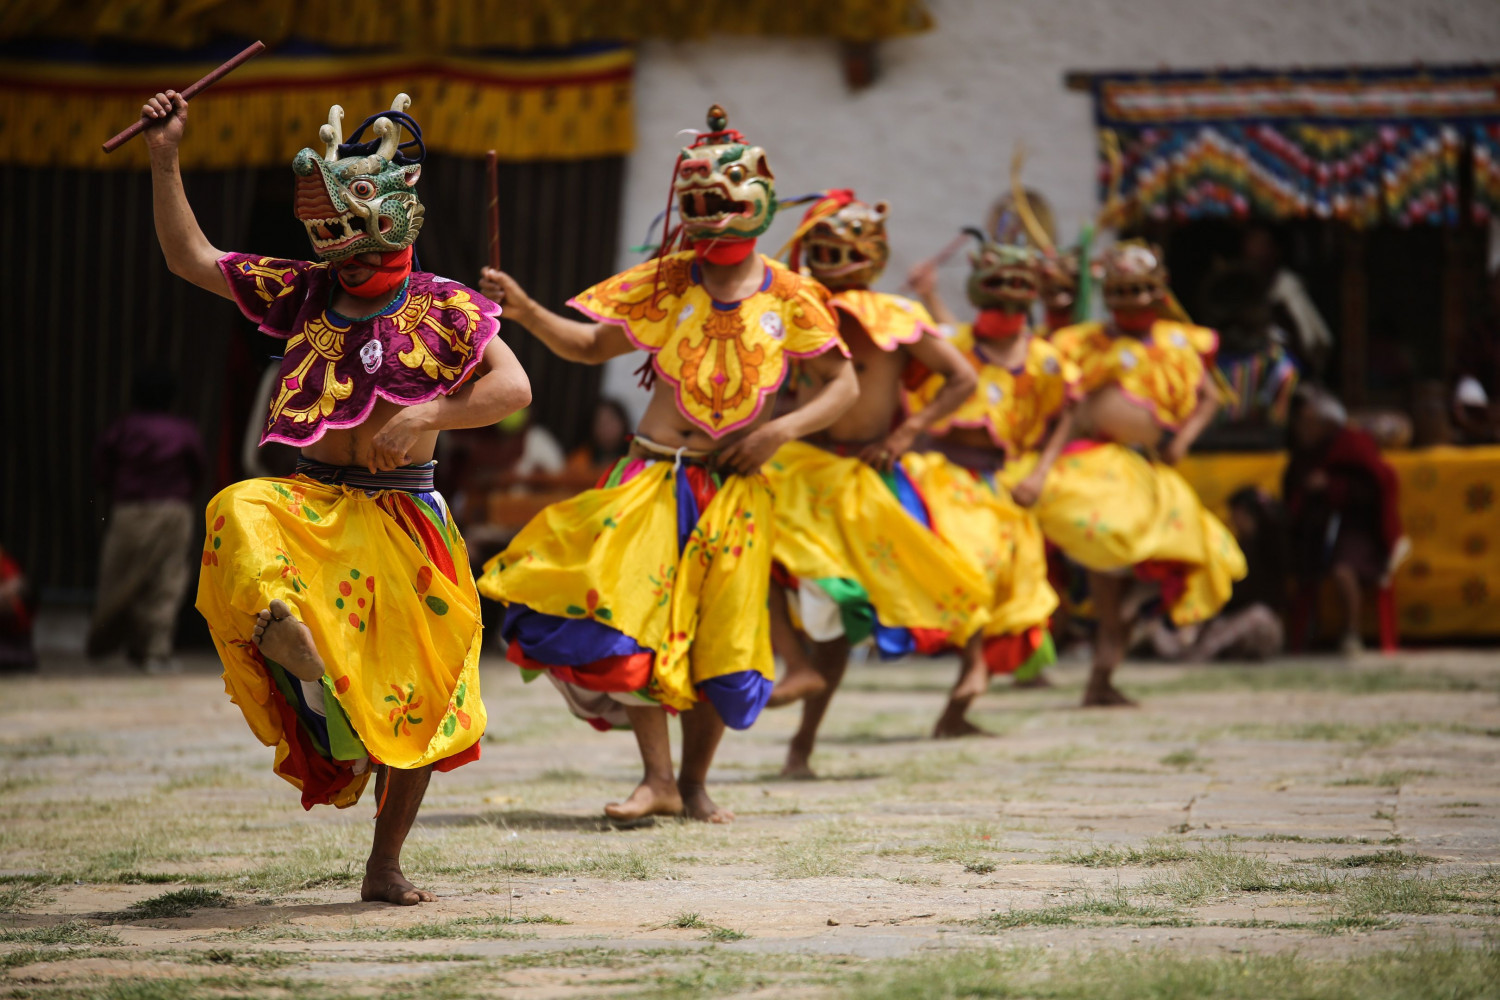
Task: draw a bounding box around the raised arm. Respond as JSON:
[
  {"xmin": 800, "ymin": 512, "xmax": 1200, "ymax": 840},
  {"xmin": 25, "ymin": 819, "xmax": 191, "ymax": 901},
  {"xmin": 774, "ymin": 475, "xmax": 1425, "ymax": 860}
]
[
  {"xmin": 479, "ymin": 268, "xmax": 635, "ymax": 364},
  {"xmin": 907, "ymin": 260, "xmax": 959, "ymax": 328},
  {"xmin": 366, "ymin": 336, "xmax": 532, "ymax": 472},
  {"xmin": 862, "ymin": 330, "xmax": 977, "ymax": 471},
  {"xmin": 142, "ymin": 91, "xmax": 231, "ymax": 299},
  {"xmin": 717, "ymin": 350, "xmax": 859, "ymax": 476}
]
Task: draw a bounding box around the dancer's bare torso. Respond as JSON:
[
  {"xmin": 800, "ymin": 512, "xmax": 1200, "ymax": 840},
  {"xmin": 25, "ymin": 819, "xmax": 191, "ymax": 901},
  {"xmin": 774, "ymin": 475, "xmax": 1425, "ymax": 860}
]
[{"xmin": 791, "ymin": 315, "xmax": 906, "ymax": 445}]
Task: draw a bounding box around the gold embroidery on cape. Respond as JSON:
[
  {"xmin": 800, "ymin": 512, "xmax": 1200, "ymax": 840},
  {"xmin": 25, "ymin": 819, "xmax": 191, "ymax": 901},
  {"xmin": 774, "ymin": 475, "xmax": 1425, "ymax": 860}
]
[
  {"xmin": 585, "ymin": 256, "xmax": 695, "ymax": 328},
  {"xmin": 832, "ymin": 289, "xmax": 933, "ymax": 352},
  {"xmin": 911, "ymin": 328, "xmax": 1074, "ymax": 454},
  {"xmin": 678, "ymin": 307, "xmax": 766, "ymax": 427},
  {"xmin": 1054, "ymin": 321, "xmax": 1209, "ymax": 428},
  {"xmin": 268, "ymin": 312, "xmax": 353, "ymax": 427},
  {"xmin": 237, "ymin": 257, "xmax": 303, "ymax": 308},
  {"xmin": 395, "ymin": 288, "xmax": 481, "ymax": 381}
]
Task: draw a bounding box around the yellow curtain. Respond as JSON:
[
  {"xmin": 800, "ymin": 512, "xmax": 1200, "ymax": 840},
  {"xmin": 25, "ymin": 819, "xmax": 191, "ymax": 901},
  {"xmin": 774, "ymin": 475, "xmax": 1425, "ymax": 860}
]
[
  {"xmin": 1, "ymin": 0, "xmax": 933, "ymax": 48},
  {"xmin": 0, "ymin": 49, "xmax": 635, "ymax": 168}
]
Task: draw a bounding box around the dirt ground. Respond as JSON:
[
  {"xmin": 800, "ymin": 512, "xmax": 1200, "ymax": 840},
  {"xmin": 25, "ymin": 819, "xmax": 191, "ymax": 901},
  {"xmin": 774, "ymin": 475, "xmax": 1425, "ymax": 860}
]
[{"xmin": 2, "ymin": 648, "xmax": 1498, "ymax": 998}]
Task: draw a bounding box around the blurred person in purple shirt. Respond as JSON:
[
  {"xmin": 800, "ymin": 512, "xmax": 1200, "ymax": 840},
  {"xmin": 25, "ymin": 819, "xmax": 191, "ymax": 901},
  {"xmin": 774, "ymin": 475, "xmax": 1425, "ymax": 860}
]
[{"xmin": 88, "ymin": 369, "xmax": 205, "ymax": 672}]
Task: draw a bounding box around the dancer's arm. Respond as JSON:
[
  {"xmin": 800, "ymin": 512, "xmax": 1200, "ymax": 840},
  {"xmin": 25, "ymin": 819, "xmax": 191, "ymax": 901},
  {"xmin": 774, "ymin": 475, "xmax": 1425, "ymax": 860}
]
[
  {"xmin": 142, "ymin": 92, "xmax": 231, "ymax": 300},
  {"xmin": 480, "ymin": 268, "xmax": 634, "ymax": 363},
  {"xmin": 907, "ymin": 261, "xmax": 959, "ymax": 327},
  {"xmin": 860, "ymin": 331, "xmax": 976, "ymax": 471},
  {"xmin": 1162, "ymin": 379, "xmax": 1219, "ymax": 465},
  {"xmin": 366, "ymin": 338, "xmax": 532, "ymax": 472},
  {"xmin": 1011, "ymin": 402, "xmax": 1076, "ymax": 507},
  {"xmin": 717, "ymin": 352, "xmax": 858, "ymax": 476}
]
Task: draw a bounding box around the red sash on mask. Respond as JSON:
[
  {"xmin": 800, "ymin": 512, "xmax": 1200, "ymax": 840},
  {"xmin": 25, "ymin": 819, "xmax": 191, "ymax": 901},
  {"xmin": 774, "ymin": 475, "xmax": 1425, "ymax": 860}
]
[
  {"xmin": 692, "ymin": 237, "xmax": 757, "ymax": 266},
  {"xmin": 1111, "ymin": 309, "xmax": 1155, "ymax": 334},
  {"xmin": 973, "ymin": 308, "xmax": 1027, "ymax": 340},
  {"xmin": 337, "ymin": 247, "xmax": 413, "ymax": 298}
]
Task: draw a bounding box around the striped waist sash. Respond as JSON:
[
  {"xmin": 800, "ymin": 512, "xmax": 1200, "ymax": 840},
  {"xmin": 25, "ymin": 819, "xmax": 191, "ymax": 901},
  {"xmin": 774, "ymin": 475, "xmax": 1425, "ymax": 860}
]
[{"xmin": 294, "ymin": 459, "xmax": 437, "ymax": 493}]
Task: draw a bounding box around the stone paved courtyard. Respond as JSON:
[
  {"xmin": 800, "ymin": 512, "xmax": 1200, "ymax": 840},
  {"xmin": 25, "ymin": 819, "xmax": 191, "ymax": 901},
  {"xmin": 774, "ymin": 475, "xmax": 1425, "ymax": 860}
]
[{"xmin": 2, "ymin": 649, "xmax": 1498, "ymax": 997}]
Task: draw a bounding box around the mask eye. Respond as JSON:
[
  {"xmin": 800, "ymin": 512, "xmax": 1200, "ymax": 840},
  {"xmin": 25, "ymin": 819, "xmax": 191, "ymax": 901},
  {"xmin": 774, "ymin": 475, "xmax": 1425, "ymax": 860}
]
[
  {"xmin": 725, "ymin": 164, "xmax": 745, "ymax": 184},
  {"xmin": 849, "ymin": 220, "xmax": 863, "ymax": 236},
  {"xmin": 350, "ymin": 179, "xmax": 376, "ymax": 199}
]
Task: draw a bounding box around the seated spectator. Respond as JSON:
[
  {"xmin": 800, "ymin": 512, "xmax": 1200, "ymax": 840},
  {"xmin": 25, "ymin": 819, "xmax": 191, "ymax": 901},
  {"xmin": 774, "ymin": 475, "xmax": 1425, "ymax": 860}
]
[
  {"xmin": 562, "ymin": 398, "xmax": 631, "ymax": 487},
  {"xmin": 1283, "ymin": 387, "xmax": 1409, "ymax": 656},
  {"xmin": 1244, "ymin": 224, "xmax": 1332, "ymax": 376},
  {"xmin": 1452, "ymin": 265, "xmax": 1500, "ymax": 444},
  {"xmin": 1197, "ymin": 263, "xmax": 1299, "ymax": 450},
  {"xmin": 0, "ymin": 544, "xmax": 37, "ymax": 672}
]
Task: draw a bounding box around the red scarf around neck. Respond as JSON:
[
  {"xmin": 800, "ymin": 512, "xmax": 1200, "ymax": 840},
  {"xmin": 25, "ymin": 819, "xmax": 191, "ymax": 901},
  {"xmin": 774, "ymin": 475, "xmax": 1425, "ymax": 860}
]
[
  {"xmin": 692, "ymin": 237, "xmax": 757, "ymax": 266},
  {"xmin": 337, "ymin": 247, "xmax": 413, "ymax": 298},
  {"xmin": 973, "ymin": 308, "xmax": 1028, "ymax": 340}
]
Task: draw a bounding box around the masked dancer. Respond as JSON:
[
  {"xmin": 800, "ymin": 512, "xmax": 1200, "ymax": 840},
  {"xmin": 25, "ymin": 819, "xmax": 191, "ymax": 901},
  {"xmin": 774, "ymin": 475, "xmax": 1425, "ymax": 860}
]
[
  {"xmin": 142, "ymin": 90, "xmax": 530, "ymax": 903},
  {"xmin": 478, "ymin": 106, "xmax": 857, "ymax": 822}
]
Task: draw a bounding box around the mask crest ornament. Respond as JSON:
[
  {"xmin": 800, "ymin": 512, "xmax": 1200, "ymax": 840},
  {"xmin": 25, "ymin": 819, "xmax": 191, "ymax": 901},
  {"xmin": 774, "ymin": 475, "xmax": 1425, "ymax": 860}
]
[
  {"xmin": 782, "ymin": 190, "xmax": 891, "ymax": 291},
  {"xmin": 292, "ymin": 93, "xmax": 426, "ymax": 263}
]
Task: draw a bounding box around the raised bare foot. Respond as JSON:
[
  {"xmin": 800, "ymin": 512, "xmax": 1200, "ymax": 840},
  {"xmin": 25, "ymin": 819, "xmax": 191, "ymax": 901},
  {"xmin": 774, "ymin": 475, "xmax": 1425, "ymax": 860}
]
[
  {"xmin": 252, "ymin": 599, "xmax": 324, "ymax": 682},
  {"xmin": 361, "ymin": 860, "xmax": 435, "ymax": 905},
  {"xmin": 932, "ymin": 712, "xmax": 990, "ymax": 739},
  {"xmin": 767, "ymin": 667, "xmax": 828, "ymax": 709},
  {"xmin": 1081, "ymin": 672, "xmax": 1137, "ymax": 707},
  {"xmin": 679, "ymin": 783, "xmax": 734, "ymax": 823},
  {"xmin": 604, "ymin": 779, "xmax": 683, "ymax": 822}
]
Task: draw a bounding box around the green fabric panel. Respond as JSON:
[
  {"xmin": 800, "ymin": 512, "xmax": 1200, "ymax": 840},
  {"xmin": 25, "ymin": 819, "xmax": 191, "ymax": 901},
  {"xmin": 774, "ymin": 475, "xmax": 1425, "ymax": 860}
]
[
  {"xmin": 878, "ymin": 469, "xmax": 901, "ymax": 498},
  {"xmin": 320, "ymin": 676, "xmax": 368, "ymax": 762},
  {"xmin": 519, "ymin": 668, "xmax": 544, "ymax": 683},
  {"xmin": 265, "ymin": 660, "xmax": 330, "ymax": 758},
  {"xmin": 1013, "ymin": 631, "xmax": 1058, "ymax": 683},
  {"xmin": 602, "ymin": 457, "xmax": 630, "ymax": 489},
  {"xmin": 814, "ymin": 576, "xmax": 875, "ymax": 645}
]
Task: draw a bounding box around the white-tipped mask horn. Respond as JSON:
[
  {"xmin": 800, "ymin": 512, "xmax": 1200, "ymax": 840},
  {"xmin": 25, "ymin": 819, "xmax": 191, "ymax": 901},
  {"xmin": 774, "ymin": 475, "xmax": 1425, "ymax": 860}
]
[
  {"xmin": 373, "ymin": 116, "xmax": 399, "ymax": 161},
  {"xmin": 390, "ymin": 93, "xmax": 411, "ymax": 114},
  {"xmin": 318, "ymin": 105, "xmax": 344, "ymax": 160}
]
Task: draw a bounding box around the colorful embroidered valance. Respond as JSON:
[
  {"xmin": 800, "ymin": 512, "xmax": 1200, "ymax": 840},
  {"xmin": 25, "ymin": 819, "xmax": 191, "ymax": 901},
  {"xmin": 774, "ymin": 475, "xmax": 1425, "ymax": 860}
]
[
  {"xmin": 1090, "ymin": 64, "xmax": 1500, "ymax": 227},
  {"xmin": 0, "ymin": 42, "xmax": 635, "ymax": 168}
]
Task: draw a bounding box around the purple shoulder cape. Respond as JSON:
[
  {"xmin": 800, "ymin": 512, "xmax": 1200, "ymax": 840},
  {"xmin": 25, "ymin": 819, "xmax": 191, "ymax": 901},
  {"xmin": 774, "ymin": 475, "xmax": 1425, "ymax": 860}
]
[{"xmin": 219, "ymin": 253, "xmax": 501, "ymax": 447}]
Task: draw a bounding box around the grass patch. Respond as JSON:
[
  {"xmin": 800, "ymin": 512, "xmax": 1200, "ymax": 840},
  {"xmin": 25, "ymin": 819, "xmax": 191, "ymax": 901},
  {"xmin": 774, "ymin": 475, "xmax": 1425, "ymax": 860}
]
[
  {"xmin": 973, "ymin": 888, "xmax": 1187, "ymax": 931},
  {"xmin": 1300, "ymin": 851, "xmax": 1441, "ymax": 870},
  {"xmin": 772, "ymin": 823, "xmax": 860, "ymax": 879},
  {"xmin": 1159, "ymin": 749, "xmax": 1205, "ymax": 769},
  {"xmin": 662, "ymin": 911, "xmax": 750, "ymax": 942},
  {"xmin": 126, "ymin": 887, "xmax": 230, "ymax": 919},
  {"xmin": 1139, "ymin": 664, "xmax": 1492, "ymax": 697},
  {"xmin": 339, "ymin": 914, "xmax": 537, "ymax": 941},
  {"xmin": 1141, "ymin": 845, "xmax": 1296, "ymax": 904},
  {"xmin": 0, "ymin": 920, "xmax": 121, "ymax": 945},
  {"xmin": 1329, "ymin": 769, "xmax": 1436, "ymax": 787},
  {"xmin": 847, "ymin": 941, "xmax": 1500, "ymax": 1000},
  {"xmin": 1054, "ymin": 837, "xmax": 1196, "ymax": 868}
]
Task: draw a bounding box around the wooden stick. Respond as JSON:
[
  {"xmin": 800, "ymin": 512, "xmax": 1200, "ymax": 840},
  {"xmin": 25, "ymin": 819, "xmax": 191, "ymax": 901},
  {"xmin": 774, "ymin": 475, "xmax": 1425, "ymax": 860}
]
[
  {"xmin": 102, "ymin": 40, "xmax": 267, "ymax": 153},
  {"xmin": 485, "ymin": 149, "xmax": 502, "ymax": 270}
]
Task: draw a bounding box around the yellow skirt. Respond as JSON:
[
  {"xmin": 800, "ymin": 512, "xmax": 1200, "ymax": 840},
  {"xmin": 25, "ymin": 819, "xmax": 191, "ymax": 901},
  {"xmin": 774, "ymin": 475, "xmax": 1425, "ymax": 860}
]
[
  {"xmin": 195, "ymin": 477, "xmax": 484, "ymax": 809},
  {"xmin": 479, "ymin": 459, "xmax": 774, "ymax": 728},
  {"xmin": 1031, "ymin": 443, "xmax": 1247, "ymax": 625},
  {"xmin": 899, "ymin": 452, "xmax": 1059, "ymax": 673},
  {"xmin": 764, "ymin": 440, "xmax": 989, "ymax": 648}
]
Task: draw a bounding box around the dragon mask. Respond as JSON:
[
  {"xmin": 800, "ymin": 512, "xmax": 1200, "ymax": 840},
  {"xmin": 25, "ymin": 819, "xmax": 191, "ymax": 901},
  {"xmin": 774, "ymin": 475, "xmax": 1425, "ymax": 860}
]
[
  {"xmin": 292, "ymin": 94, "xmax": 425, "ymax": 263},
  {"xmin": 964, "ymin": 229, "xmax": 1040, "ymax": 313},
  {"xmin": 673, "ymin": 105, "xmax": 776, "ymax": 260},
  {"xmin": 783, "ymin": 190, "xmax": 890, "ymax": 291},
  {"xmin": 1099, "ymin": 240, "xmax": 1169, "ymax": 323}
]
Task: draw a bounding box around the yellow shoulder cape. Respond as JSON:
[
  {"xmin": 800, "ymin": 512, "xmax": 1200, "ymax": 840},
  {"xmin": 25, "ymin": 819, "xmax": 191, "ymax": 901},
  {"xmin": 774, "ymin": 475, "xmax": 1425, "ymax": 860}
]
[
  {"xmin": 1049, "ymin": 320, "xmax": 1216, "ymax": 430},
  {"xmin": 569, "ymin": 251, "xmax": 845, "ymax": 437},
  {"xmin": 828, "ymin": 289, "xmax": 937, "ymax": 352},
  {"xmin": 908, "ymin": 325, "xmax": 1078, "ymax": 455}
]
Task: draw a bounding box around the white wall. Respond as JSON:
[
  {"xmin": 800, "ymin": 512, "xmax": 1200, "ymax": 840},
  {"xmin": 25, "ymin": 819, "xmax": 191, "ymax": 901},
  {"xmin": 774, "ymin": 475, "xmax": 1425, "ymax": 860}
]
[{"xmin": 601, "ymin": 0, "xmax": 1500, "ymax": 418}]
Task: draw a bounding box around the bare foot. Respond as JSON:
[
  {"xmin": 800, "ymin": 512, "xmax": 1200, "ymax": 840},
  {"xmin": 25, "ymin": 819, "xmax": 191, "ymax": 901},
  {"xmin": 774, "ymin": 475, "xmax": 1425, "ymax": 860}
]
[
  {"xmin": 780, "ymin": 751, "xmax": 817, "ymax": 780},
  {"xmin": 1013, "ymin": 672, "xmax": 1053, "ymax": 689},
  {"xmin": 932, "ymin": 712, "xmax": 991, "ymax": 739},
  {"xmin": 361, "ymin": 860, "xmax": 435, "ymax": 905},
  {"xmin": 1081, "ymin": 670, "xmax": 1137, "ymax": 707},
  {"xmin": 680, "ymin": 783, "xmax": 734, "ymax": 823},
  {"xmin": 253, "ymin": 599, "xmax": 325, "ymax": 682},
  {"xmin": 767, "ymin": 667, "xmax": 828, "ymax": 709},
  {"xmin": 604, "ymin": 779, "xmax": 683, "ymax": 822}
]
